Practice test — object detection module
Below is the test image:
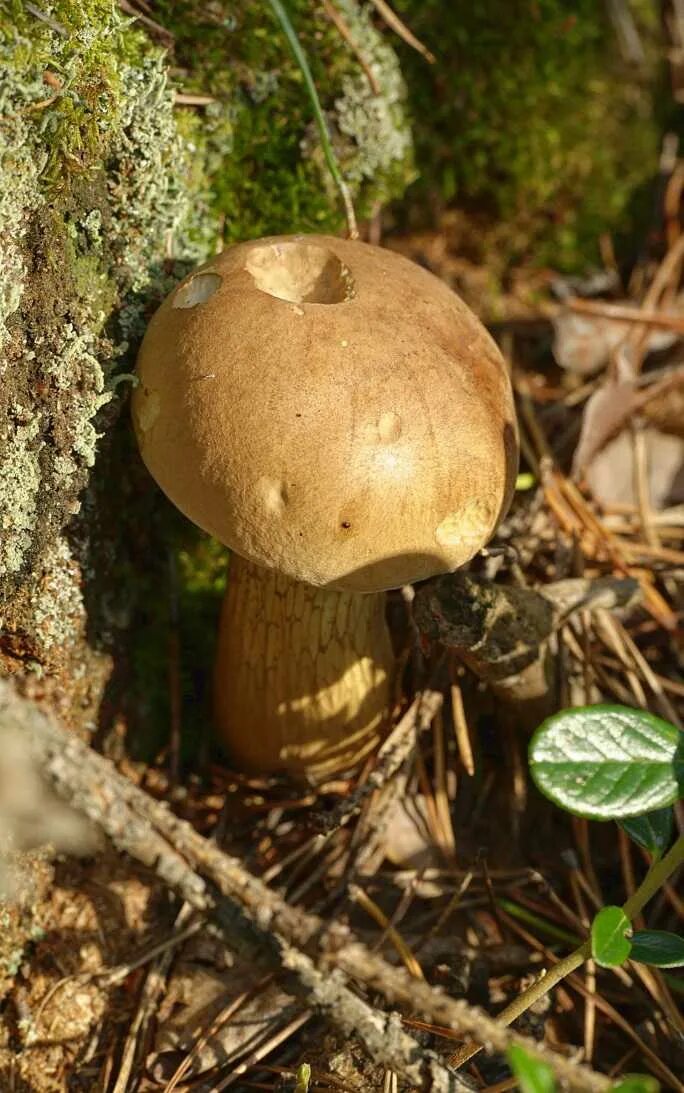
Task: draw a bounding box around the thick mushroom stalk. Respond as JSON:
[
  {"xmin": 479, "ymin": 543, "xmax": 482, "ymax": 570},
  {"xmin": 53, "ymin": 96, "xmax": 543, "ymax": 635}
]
[
  {"xmin": 214, "ymin": 556, "xmax": 392, "ymax": 778},
  {"xmin": 132, "ymin": 235, "xmax": 518, "ymax": 782}
]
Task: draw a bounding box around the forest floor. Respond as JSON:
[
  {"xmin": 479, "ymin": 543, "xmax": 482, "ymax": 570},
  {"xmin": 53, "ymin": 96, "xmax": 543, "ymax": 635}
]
[{"xmin": 1, "ymin": 214, "xmax": 683, "ymax": 1092}]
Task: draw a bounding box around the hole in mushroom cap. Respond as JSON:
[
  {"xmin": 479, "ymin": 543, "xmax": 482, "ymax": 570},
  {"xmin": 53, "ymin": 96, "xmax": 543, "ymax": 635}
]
[
  {"xmin": 172, "ymin": 272, "xmax": 222, "ymax": 309},
  {"xmin": 245, "ymin": 242, "xmax": 355, "ymax": 305}
]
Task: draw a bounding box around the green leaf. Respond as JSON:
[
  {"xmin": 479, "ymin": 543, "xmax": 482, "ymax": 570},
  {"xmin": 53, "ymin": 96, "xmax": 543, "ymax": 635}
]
[
  {"xmin": 591, "ymin": 906, "xmax": 632, "ymax": 967},
  {"xmin": 629, "ymin": 930, "xmax": 684, "ymax": 969},
  {"xmin": 620, "ymin": 809, "xmax": 673, "ymax": 855},
  {"xmin": 611, "ymin": 1076, "xmax": 660, "ymax": 1092},
  {"xmin": 529, "ymin": 705, "xmax": 684, "ymax": 819},
  {"xmin": 507, "ymin": 1043, "xmax": 556, "ymax": 1093}
]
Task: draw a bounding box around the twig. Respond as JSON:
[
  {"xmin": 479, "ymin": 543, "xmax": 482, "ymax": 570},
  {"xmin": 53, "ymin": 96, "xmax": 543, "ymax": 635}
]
[
  {"xmin": 323, "ymin": 0, "xmax": 380, "ymax": 93},
  {"xmin": 110, "ymin": 921, "xmax": 184, "ymax": 1093},
  {"xmin": 369, "ymin": 0, "xmax": 435, "ymax": 63},
  {"xmin": 266, "ymin": 0, "xmax": 358, "ymax": 238},
  {"xmin": 349, "ymin": 884, "xmax": 425, "ymax": 979},
  {"xmin": 118, "ymin": 0, "xmax": 174, "ymax": 45},
  {"xmin": 160, "ymin": 977, "xmax": 273, "ymax": 1091},
  {"xmin": 27, "ymin": 917, "xmax": 200, "ymax": 1044},
  {"xmin": 449, "ymin": 677, "xmax": 474, "ymax": 777},
  {"xmin": 25, "ymin": 1, "xmax": 67, "ymax": 35},
  {"xmin": 311, "ymin": 690, "xmax": 443, "ymax": 832},
  {"xmin": 3, "ymin": 682, "xmax": 612, "ymax": 1092},
  {"xmin": 567, "ymin": 296, "xmax": 684, "ymax": 333},
  {"xmin": 213, "ymin": 1008, "xmax": 312, "ymax": 1090},
  {"xmin": 174, "ymin": 91, "xmax": 217, "ymax": 106}
]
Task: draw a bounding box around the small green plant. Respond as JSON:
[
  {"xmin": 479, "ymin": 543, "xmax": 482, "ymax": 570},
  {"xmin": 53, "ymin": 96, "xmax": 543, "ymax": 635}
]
[
  {"xmin": 456, "ymin": 704, "xmax": 683, "ymax": 1089},
  {"xmin": 293, "ymin": 1062, "xmax": 311, "ymax": 1093},
  {"xmin": 529, "ymin": 704, "xmax": 683, "ymax": 977}
]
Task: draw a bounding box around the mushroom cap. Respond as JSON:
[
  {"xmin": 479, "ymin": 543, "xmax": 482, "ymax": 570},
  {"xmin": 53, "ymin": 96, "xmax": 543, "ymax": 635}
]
[{"xmin": 132, "ymin": 234, "xmax": 518, "ymax": 593}]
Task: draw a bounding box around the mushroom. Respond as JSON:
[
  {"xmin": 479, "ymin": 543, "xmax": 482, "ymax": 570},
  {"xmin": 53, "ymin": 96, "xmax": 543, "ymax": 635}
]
[{"xmin": 132, "ymin": 235, "xmax": 518, "ymax": 781}]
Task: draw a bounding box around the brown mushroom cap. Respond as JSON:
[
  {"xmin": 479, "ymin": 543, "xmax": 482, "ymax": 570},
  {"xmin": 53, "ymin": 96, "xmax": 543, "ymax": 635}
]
[{"xmin": 132, "ymin": 234, "xmax": 518, "ymax": 592}]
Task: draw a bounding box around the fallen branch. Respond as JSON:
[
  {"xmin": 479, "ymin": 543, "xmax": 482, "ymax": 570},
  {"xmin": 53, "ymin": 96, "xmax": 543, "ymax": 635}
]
[
  {"xmin": 1, "ymin": 682, "xmax": 612, "ymax": 1092},
  {"xmin": 0, "ymin": 683, "xmax": 465, "ymax": 1092}
]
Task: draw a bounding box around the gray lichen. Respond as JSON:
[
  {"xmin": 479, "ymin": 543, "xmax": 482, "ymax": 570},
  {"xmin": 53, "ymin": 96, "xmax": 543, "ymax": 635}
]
[
  {"xmin": 331, "ymin": 0, "xmax": 414, "ymax": 190},
  {"xmin": 0, "ymin": 51, "xmax": 45, "ymax": 353},
  {"xmin": 0, "ymin": 413, "xmax": 42, "ymax": 577},
  {"xmin": 28, "ymin": 537, "xmax": 86, "ymax": 654}
]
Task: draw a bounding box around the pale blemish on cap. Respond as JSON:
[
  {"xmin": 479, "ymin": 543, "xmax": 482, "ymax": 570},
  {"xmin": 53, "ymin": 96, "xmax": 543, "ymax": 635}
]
[
  {"xmin": 135, "ymin": 388, "xmax": 161, "ymax": 434},
  {"xmin": 259, "ymin": 477, "xmax": 289, "ymax": 516},
  {"xmin": 435, "ymin": 499, "xmax": 493, "ymax": 549},
  {"xmin": 377, "ymin": 411, "xmax": 402, "ymax": 443},
  {"xmin": 172, "ymin": 271, "xmax": 222, "ymax": 309}
]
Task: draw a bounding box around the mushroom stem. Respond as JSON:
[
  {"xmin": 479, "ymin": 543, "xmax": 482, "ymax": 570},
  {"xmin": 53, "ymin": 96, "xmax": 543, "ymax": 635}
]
[{"xmin": 214, "ymin": 554, "xmax": 393, "ymax": 780}]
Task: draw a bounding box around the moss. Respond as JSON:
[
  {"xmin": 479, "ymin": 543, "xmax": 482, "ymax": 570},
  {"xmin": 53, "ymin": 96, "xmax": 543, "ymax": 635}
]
[
  {"xmin": 155, "ymin": 0, "xmax": 414, "ymax": 245},
  {"xmin": 391, "ymin": 0, "xmax": 663, "ymax": 270}
]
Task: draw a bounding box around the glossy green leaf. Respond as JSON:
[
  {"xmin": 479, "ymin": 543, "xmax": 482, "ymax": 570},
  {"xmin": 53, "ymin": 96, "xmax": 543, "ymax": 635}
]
[
  {"xmin": 629, "ymin": 930, "xmax": 684, "ymax": 969},
  {"xmin": 591, "ymin": 906, "xmax": 632, "ymax": 967},
  {"xmin": 529, "ymin": 705, "xmax": 684, "ymax": 819},
  {"xmin": 611, "ymin": 1076, "xmax": 660, "ymax": 1092},
  {"xmin": 507, "ymin": 1043, "xmax": 556, "ymax": 1093},
  {"xmin": 620, "ymin": 809, "xmax": 673, "ymax": 855}
]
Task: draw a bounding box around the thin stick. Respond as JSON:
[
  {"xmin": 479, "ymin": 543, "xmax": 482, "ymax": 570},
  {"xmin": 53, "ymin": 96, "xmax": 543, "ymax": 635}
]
[
  {"xmin": 313, "ymin": 689, "xmax": 443, "ymax": 833},
  {"xmin": 350, "ymin": 884, "xmax": 424, "ymax": 979},
  {"xmin": 267, "ymin": 0, "xmax": 358, "ymax": 238},
  {"xmin": 323, "ymin": 0, "xmax": 380, "ymax": 93},
  {"xmin": 163, "ymin": 978, "xmax": 272, "ymax": 1092},
  {"xmin": 570, "ymin": 859, "xmax": 597, "ymax": 1065},
  {"xmin": 370, "ymin": 0, "xmax": 435, "ymax": 63},
  {"xmin": 567, "ymin": 296, "xmax": 684, "ymax": 333},
  {"xmin": 433, "ymin": 710, "xmax": 456, "ymax": 853},
  {"xmin": 214, "ymin": 1009, "xmax": 312, "ymax": 1090},
  {"xmin": 498, "ymin": 909, "xmax": 681, "ymax": 1091},
  {"xmin": 450, "ymin": 681, "xmax": 475, "ymax": 776}
]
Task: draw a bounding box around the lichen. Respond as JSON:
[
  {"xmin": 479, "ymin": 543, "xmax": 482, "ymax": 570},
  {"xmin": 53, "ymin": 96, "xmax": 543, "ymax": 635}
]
[
  {"xmin": 0, "ymin": 412, "xmax": 42, "ymax": 577},
  {"xmin": 28, "ymin": 537, "xmax": 85, "ymax": 654},
  {"xmin": 0, "ymin": 58, "xmax": 45, "ymax": 352},
  {"xmin": 331, "ymin": 0, "xmax": 414, "ymax": 191}
]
